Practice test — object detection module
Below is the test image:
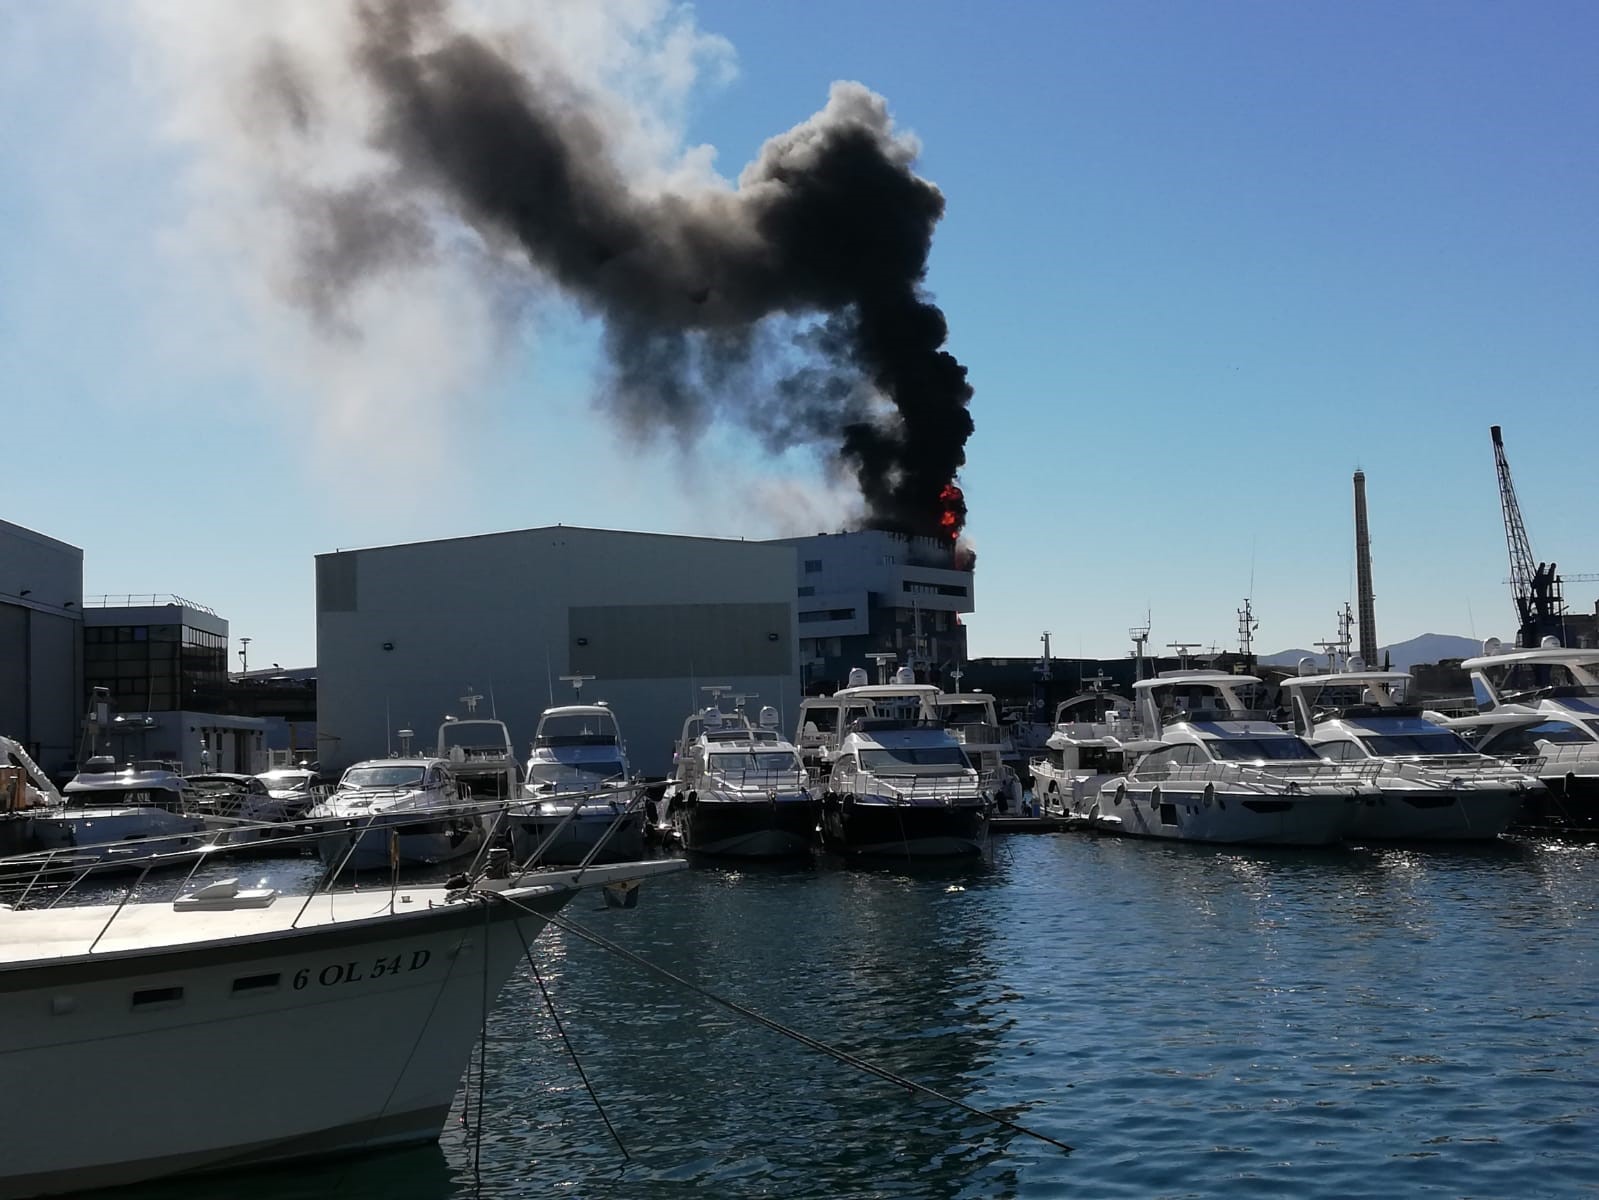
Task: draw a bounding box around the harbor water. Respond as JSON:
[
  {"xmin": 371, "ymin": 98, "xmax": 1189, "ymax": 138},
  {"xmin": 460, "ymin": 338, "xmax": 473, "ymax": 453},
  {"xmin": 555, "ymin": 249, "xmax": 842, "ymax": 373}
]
[{"xmin": 118, "ymin": 833, "xmax": 1595, "ymax": 1199}]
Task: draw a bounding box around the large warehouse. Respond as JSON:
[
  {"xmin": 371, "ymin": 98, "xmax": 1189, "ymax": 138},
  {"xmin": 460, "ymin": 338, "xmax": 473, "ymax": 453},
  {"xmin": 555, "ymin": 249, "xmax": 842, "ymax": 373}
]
[{"xmin": 315, "ymin": 526, "xmax": 800, "ymax": 778}]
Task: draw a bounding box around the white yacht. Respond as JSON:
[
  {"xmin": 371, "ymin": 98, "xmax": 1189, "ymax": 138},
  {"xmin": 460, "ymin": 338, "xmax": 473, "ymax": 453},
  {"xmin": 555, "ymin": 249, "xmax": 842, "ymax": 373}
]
[
  {"xmin": 1088, "ymin": 672, "xmax": 1374, "ymax": 845},
  {"xmin": 930, "ymin": 689, "xmax": 1027, "ymax": 813},
  {"xmin": 512, "ymin": 704, "xmax": 644, "ymax": 866},
  {"xmin": 800, "ymin": 667, "xmax": 991, "ymax": 858},
  {"xmin": 0, "ymin": 851, "xmax": 682, "ymax": 1198},
  {"xmin": 1437, "ymin": 639, "xmax": 1599, "ymax": 834},
  {"xmin": 1278, "ymin": 663, "xmax": 1535, "ymax": 840},
  {"xmin": 660, "ymin": 704, "xmax": 816, "ymax": 857},
  {"xmin": 1029, "ymin": 690, "xmax": 1161, "ymax": 820},
  {"xmin": 29, "ymin": 758, "xmax": 216, "ymax": 869},
  {"xmin": 312, "ymin": 758, "xmax": 486, "ymax": 873},
  {"xmin": 254, "ymin": 767, "xmax": 323, "ymax": 815}
]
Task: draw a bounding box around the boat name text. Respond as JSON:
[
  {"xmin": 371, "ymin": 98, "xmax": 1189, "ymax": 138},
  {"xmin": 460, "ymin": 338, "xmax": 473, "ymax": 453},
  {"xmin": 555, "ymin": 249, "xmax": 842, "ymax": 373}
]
[{"xmin": 293, "ymin": 949, "xmax": 432, "ymax": 989}]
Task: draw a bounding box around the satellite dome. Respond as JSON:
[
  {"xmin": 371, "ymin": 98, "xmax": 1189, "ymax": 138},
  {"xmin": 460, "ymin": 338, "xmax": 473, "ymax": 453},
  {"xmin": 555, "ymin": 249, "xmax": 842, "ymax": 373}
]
[{"xmin": 847, "ymin": 667, "xmax": 869, "ymax": 688}]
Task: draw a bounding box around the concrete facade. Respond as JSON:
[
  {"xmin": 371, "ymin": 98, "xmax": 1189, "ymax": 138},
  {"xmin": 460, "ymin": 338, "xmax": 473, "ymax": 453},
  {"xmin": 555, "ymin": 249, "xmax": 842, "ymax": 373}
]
[
  {"xmin": 0, "ymin": 520, "xmax": 83, "ymax": 776},
  {"xmin": 315, "ymin": 526, "xmax": 800, "ymax": 778},
  {"xmin": 767, "ymin": 530, "xmax": 975, "ymax": 692}
]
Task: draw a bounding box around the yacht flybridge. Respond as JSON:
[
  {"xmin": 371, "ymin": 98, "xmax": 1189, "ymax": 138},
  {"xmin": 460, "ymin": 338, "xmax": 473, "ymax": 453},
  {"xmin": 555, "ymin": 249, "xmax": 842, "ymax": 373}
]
[
  {"xmin": 1279, "ymin": 663, "xmax": 1534, "ymax": 840},
  {"xmin": 1029, "ymin": 689, "xmax": 1161, "ymax": 820},
  {"xmin": 1085, "ymin": 672, "xmax": 1376, "ymax": 845},
  {"xmin": 1438, "ymin": 639, "xmax": 1599, "ymax": 834}
]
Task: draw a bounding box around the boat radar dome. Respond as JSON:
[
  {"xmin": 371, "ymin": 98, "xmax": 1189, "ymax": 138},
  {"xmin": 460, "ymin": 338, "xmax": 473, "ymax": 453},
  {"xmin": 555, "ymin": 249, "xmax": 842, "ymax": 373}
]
[
  {"xmin": 758, "ymin": 705, "xmax": 780, "ymax": 728},
  {"xmin": 847, "ymin": 667, "xmax": 869, "ymax": 688},
  {"xmin": 894, "ymin": 666, "xmax": 916, "ymax": 684},
  {"xmin": 1483, "ymin": 637, "xmax": 1503, "ymax": 656},
  {"xmin": 1541, "ymin": 635, "xmax": 1564, "ymax": 649},
  {"xmin": 1348, "ymin": 655, "xmax": 1367, "ymax": 672},
  {"xmin": 703, "ymin": 707, "xmax": 723, "ymax": 727},
  {"xmin": 1298, "ymin": 657, "xmax": 1317, "ymax": 676}
]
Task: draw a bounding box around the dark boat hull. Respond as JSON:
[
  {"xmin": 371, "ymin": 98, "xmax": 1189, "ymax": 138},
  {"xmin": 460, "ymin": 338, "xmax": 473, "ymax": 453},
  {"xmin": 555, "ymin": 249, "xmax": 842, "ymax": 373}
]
[
  {"xmin": 679, "ymin": 797, "xmax": 818, "ymax": 857},
  {"xmin": 820, "ymin": 795, "xmax": 989, "ymax": 858},
  {"xmin": 1513, "ymin": 773, "xmax": 1599, "ymax": 837}
]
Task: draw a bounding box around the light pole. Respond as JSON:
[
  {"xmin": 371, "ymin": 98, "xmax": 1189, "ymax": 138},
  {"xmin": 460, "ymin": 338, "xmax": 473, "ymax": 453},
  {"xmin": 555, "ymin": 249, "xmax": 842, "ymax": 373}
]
[{"xmin": 238, "ymin": 636, "xmax": 251, "ymax": 676}]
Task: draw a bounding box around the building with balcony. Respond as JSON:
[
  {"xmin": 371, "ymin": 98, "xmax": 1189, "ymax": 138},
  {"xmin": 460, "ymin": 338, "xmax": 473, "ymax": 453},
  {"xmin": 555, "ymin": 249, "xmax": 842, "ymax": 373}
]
[{"xmin": 765, "ymin": 530, "xmax": 975, "ymax": 692}]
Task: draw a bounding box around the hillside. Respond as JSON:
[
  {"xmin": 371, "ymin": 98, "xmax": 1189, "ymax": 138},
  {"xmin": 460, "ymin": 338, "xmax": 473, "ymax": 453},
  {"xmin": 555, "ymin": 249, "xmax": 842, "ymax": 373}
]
[{"xmin": 1260, "ymin": 633, "xmax": 1481, "ymax": 672}]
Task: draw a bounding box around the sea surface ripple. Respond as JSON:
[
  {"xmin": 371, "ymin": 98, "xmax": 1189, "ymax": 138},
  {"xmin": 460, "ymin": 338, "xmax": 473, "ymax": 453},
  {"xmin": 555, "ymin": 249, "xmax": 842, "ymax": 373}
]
[{"xmin": 123, "ymin": 834, "xmax": 1597, "ymax": 1199}]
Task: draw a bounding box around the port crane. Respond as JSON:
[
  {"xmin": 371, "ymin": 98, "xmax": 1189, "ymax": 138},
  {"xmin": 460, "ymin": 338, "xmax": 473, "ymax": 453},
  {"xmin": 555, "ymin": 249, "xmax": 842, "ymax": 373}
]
[{"xmin": 1491, "ymin": 425, "xmax": 1599, "ymax": 647}]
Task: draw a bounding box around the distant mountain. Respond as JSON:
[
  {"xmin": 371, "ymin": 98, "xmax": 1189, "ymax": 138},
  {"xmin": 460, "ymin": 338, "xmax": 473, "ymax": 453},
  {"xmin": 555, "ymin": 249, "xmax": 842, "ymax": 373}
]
[{"xmin": 1259, "ymin": 633, "xmax": 1481, "ymax": 673}]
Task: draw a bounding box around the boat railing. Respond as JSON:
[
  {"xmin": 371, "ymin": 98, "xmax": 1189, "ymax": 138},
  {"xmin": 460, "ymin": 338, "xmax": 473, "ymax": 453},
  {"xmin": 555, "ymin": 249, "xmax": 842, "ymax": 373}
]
[
  {"xmin": 1135, "ymin": 761, "xmax": 1383, "ymax": 788},
  {"xmin": 1526, "ymin": 743, "xmax": 1599, "ymax": 768},
  {"xmin": 703, "ymin": 767, "xmax": 809, "ymax": 792},
  {"xmin": 858, "ymin": 770, "xmax": 996, "ymax": 804}
]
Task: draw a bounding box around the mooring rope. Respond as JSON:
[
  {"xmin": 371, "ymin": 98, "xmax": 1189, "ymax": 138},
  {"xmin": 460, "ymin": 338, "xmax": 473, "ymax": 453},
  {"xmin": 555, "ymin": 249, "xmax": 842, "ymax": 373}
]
[
  {"xmin": 508, "ymin": 908, "xmax": 631, "ymax": 1160},
  {"xmin": 489, "ymin": 890, "xmax": 1073, "ymax": 1155}
]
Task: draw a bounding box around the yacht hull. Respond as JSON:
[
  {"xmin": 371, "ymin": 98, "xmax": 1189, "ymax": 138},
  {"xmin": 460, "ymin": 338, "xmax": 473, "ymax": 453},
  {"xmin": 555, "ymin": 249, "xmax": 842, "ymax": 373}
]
[
  {"xmin": 679, "ymin": 797, "xmax": 817, "ymax": 858},
  {"xmin": 0, "ymin": 874, "xmax": 633, "ymax": 1200},
  {"xmin": 512, "ymin": 809, "xmax": 644, "ymax": 865},
  {"xmin": 1514, "ymin": 772, "xmax": 1599, "ymax": 836},
  {"xmin": 1348, "ymin": 786, "xmax": 1521, "ymax": 841},
  {"xmin": 29, "ymin": 808, "xmax": 213, "ymax": 868},
  {"xmin": 316, "ymin": 812, "xmax": 485, "ymax": 872},
  {"xmin": 1097, "ymin": 783, "xmax": 1356, "ymax": 846},
  {"xmin": 820, "ymin": 797, "xmax": 988, "ymax": 858}
]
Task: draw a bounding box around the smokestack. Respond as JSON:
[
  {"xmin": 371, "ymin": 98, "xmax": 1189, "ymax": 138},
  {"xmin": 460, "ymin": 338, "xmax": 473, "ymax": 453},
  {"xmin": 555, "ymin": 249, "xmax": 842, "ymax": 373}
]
[
  {"xmin": 254, "ymin": 3, "xmax": 974, "ymax": 543},
  {"xmin": 1353, "ymin": 469, "xmax": 1378, "ymax": 667}
]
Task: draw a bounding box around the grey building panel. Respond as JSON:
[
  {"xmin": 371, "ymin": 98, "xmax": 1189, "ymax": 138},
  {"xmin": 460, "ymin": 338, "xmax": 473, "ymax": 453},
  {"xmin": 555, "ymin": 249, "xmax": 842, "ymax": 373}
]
[
  {"xmin": 315, "ymin": 525, "xmax": 800, "ymax": 778},
  {"xmin": 0, "ymin": 606, "xmax": 23, "ymax": 736},
  {"xmin": 570, "ymin": 603, "xmax": 791, "ymax": 679},
  {"xmin": 317, "ymin": 553, "xmax": 359, "ymax": 613}
]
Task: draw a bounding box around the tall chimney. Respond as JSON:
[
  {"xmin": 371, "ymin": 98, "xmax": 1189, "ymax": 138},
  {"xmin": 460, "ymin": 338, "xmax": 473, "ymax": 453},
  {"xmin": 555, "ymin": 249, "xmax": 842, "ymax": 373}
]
[{"xmin": 1353, "ymin": 469, "xmax": 1379, "ymax": 666}]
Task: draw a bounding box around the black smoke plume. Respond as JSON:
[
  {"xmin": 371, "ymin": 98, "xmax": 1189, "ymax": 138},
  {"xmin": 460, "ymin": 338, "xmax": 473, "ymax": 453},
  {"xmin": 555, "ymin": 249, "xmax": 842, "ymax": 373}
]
[{"xmin": 294, "ymin": 2, "xmax": 973, "ymax": 541}]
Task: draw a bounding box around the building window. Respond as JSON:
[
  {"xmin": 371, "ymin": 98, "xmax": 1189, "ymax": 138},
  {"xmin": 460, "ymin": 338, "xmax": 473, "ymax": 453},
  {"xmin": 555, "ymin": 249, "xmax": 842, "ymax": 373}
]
[
  {"xmin": 799, "ymin": 608, "xmax": 856, "ymax": 623},
  {"xmin": 803, "ymin": 560, "xmax": 822, "ymax": 573},
  {"xmin": 797, "ymin": 586, "xmax": 815, "ymax": 597},
  {"xmin": 902, "ymin": 581, "xmax": 967, "ymax": 597}
]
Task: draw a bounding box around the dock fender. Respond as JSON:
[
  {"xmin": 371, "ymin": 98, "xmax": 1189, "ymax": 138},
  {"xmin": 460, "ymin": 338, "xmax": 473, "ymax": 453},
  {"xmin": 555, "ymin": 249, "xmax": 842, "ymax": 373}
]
[
  {"xmin": 1114, "ymin": 782, "xmax": 1126, "ymax": 807},
  {"xmin": 1150, "ymin": 785, "xmax": 1162, "ymax": 806},
  {"xmin": 684, "ymin": 790, "xmax": 698, "ymax": 808},
  {"xmin": 1203, "ymin": 783, "xmax": 1215, "ymax": 808}
]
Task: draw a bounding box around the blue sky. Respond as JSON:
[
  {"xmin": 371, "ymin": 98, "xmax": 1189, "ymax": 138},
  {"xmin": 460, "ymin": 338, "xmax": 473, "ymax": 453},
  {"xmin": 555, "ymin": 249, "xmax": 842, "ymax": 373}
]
[{"xmin": 3, "ymin": 1, "xmax": 1596, "ymax": 670}]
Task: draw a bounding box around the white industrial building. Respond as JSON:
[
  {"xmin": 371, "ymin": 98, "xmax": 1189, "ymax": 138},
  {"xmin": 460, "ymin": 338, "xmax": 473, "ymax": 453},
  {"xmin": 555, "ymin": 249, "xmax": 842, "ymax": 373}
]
[
  {"xmin": 0, "ymin": 519, "xmax": 83, "ymax": 776},
  {"xmin": 315, "ymin": 526, "xmax": 800, "ymax": 778},
  {"xmin": 768, "ymin": 529, "xmax": 976, "ymax": 692}
]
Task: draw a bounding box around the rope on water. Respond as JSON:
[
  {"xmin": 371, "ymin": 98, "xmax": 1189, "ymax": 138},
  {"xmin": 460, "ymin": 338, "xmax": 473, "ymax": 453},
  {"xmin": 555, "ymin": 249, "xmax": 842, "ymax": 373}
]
[
  {"xmin": 508, "ymin": 908, "xmax": 631, "ymax": 1160},
  {"xmin": 489, "ymin": 891, "xmax": 1072, "ymax": 1156}
]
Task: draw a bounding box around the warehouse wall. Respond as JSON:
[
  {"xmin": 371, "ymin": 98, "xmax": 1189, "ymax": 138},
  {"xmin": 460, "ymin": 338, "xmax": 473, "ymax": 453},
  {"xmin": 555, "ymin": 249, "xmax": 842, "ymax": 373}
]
[{"xmin": 316, "ymin": 527, "xmax": 799, "ymax": 777}]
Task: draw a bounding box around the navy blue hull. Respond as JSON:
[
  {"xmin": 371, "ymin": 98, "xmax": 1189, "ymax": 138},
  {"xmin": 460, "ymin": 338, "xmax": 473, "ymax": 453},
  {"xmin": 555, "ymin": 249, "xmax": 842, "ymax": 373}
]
[
  {"xmin": 820, "ymin": 795, "xmax": 988, "ymax": 858},
  {"xmin": 680, "ymin": 798, "xmax": 818, "ymax": 857}
]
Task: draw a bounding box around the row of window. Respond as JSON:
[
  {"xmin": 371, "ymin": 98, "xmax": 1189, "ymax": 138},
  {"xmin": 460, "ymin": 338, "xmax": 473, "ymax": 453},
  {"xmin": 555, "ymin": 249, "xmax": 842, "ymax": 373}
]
[
  {"xmin": 83, "ymin": 625, "xmax": 227, "ymax": 649},
  {"xmin": 799, "ymin": 608, "xmax": 857, "ymax": 624}
]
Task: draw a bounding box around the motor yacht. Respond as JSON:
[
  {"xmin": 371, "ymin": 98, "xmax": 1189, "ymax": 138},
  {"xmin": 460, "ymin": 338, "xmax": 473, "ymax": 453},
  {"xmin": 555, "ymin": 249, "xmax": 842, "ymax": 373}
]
[
  {"xmin": 0, "ymin": 847, "xmax": 682, "ymax": 1198},
  {"xmin": 1029, "ymin": 690, "xmax": 1161, "ymax": 820},
  {"xmin": 801, "ymin": 667, "xmax": 991, "ymax": 858},
  {"xmin": 311, "ymin": 758, "xmax": 486, "ymax": 872},
  {"xmin": 930, "ymin": 689, "xmax": 1027, "ymax": 813},
  {"xmin": 1088, "ymin": 672, "xmax": 1374, "ymax": 845},
  {"xmin": 28, "ymin": 758, "xmax": 217, "ymax": 869},
  {"xmin": 1278, "ymin": 662, "xmax": 1535, "ymax": 840},
  {"xmin": 659, "ymin": 703, "xmax": 816, "ymax": 857},
  {"xmin": 253, "ymin": 767, "xmax": 323, "ymax": 818},
  {"xmin": 512, "ymin": 704, "xmax": 644, "ymax": 866},
  {"xmin": 1436, "ymin": 639, "xmax": 1599, "ymax": 834}
]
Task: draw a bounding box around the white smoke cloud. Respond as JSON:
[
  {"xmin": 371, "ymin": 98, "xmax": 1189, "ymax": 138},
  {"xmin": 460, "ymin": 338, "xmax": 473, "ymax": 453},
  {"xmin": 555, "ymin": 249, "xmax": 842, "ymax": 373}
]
[{"xmin": 125, "ymin": 0, "xmax": 737, "ymax": 497}]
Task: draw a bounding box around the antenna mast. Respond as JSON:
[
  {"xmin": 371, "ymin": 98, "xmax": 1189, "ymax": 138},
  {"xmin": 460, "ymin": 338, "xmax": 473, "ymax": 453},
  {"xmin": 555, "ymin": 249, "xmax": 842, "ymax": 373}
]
[
  {"xmin": 1129, "ymin": 616, "xmax": 1151, "ymax": 682},
  {"xmin": 1236, "ymin": 598, "xmax": 1258, "ymax": 663}
]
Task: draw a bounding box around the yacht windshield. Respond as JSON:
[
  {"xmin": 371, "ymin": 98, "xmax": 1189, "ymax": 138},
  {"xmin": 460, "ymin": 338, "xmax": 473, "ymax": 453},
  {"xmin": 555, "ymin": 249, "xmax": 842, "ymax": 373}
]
[
  {"xmin": 531, "ymin": 761, "xmax": 625, "ymax": 786},
  {"xmin": 259, "ymin": 773, "xmax": 313, "ymax": 793},
  {"xmin": 710, "ymin": 751, "xmax": 802, "ymax": 774},
  {"xmin": 341, "ymin": 765, "xmax": 426, "ymax": 789},
  {"xmin": 939, "ymin": 702, "xmax": 992, "ymax": 725},
  {"xmin": 1361, "ymin": 731, "xmax": 1476, "ymax": 756},
  {"xmin": 860, "ymin": 746, "xmax": 971, "ymax": 772},
  {"xmin": 1206, "ymin": 738, "xmax": 1321, "ymax": 762}
]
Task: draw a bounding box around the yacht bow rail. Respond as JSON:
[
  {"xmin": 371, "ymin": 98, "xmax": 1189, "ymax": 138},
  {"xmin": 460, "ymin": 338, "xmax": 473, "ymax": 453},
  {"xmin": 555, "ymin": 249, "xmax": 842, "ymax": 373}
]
[
  {"xmin": 702, "ymin": 767, "xmax": 809, "ymax": 792},
  {"xmin": 858, "ymin": 772, "xmax": 998, "ymax": 803}
]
